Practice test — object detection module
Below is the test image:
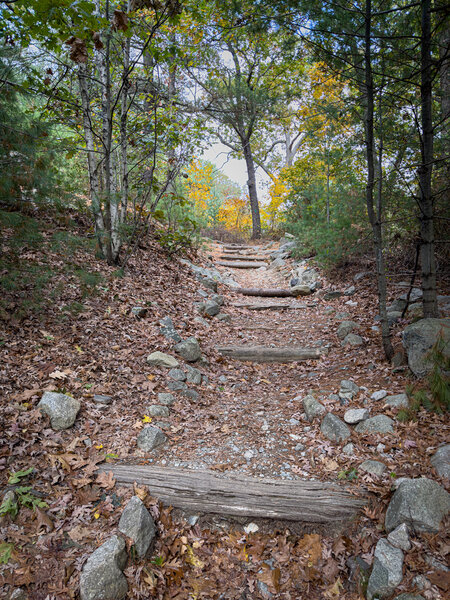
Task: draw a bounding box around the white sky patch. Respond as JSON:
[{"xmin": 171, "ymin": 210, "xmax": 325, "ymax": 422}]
[{"xmin": 201, "ymin": 142, "xmax": 272, "ymax": 203}]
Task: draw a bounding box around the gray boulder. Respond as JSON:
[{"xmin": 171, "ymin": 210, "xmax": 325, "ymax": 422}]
[
  {"xmin": 399, "ymin": 288, "xmax": 422, "ymax": 303},
  {"xmin": 344, "ymin": 285, "xmax": 356, "ymax": 296},
  {"xmin": 302, "ymin": 395, "xmax": 326, "ymax": 421},
  {"xmin": 79, "ymin": 535, "xmax": 128, "ymax": 600},
  {"xmin": 146, "ymin": 352, "xmax": 179, "ymax": 368},
  {"xmin": 355, "ymin": 415, "xmax": 394, "ymax": 434},
  {"xmin": 431, "ymin": 444, "xmax": 450, "ymax": 479},
  {"xmin": 203, "ymin": 300, "xmax": 220, "ymax": 317},
  {"xmin": 157, "ymin": 393, "xmax": 175, "ymax": 406},
  {"xmin": 359, "ymin": 459, "xmax": 386, "ymax": 476},
  {"xmin": 402, "ymin": 318, "xmax": 449, "ymax": 377},
  {"xmin": 387, "ymin": 523, "xmax": 411, "ymax": 551},
  {"xmin": 270, "ymin": 257, "xmax": 286, "ymax": 269},
  {"xmin": 324, "ymin": 290, "xmax": 342, "ymax": 300},
  {"xmin": 38, "ymin": 392, "xmax": 80, "ymax": 430},
  {"xmin": 385, "ymin": 394, "xmax": 409, "ymax": 409},
  {"xmin": 159, "ymin": 316, "xmax": 182, "ymax": 343},
  {"xmin": 291, "ymin": 285, "xmax": 313, "ymax": 297},
  {"xmin": 385, "ymin": 477, "xmax": 450, "ymax": 533},
  {"xmin": 293, "ymin": 266, "xmax": 320, "ymax": 288},
  {"xmin": 320, "ymin": 413, "xmax": 351, "ymax": 442},
  {"xmin": 168, "ymin": 368, "xmax": 186, "ymax": 381},
  {"xmin": 137, "ymin": 426, "xmax": 167, "ymax": 452},
  {"xmin": 198, "ymin": 275, "xmax": 217, "ymax": 292},
  {"xmin": 217, "ymin": 313, "xmax": 232, "ymax": 323},
  {"xmin": 344, "ymin": 408, "xmax": 369, "ymax": 424},
  {"xmin": 371, "ymin": 390, "xmax": 387, "ymax": 401},
  {"xmin": 175, "ymin": 337, "xmax": 202, "ymax": 362},
  {"xmin": 211, "ymin": 294, "xmax": 224, "ymax": 306},
  {"xmin": 367, "ymin": 539, "xmax": 404, "ymax": 600},
  {"xmin": 340, "ymin": 380, "xmax": 359, "ymax": 398},
  {"xmin": 168, "ymin": 380, "xmax": 188, "ymax": 392},
  {"xmin": 337, "ymin": 320, "xmax": 359, "ymax": 340},
  {"xmin": 118, "ymin": 496, "xmax": 156, "ymax": 557},
  {"xmin": 185, "ymin": 365, "xmax": 202, "ymax": 385},
  {"xmin": 342, "ymin": 333, "xmax": 364, "ymax": 347},
  {"xmin": 147, "ymin": 405, "xmax": 170, "ymax": 417},
  {"xmin": 342, "ymin": 443, "xmax": 354, "ymax": 455}
]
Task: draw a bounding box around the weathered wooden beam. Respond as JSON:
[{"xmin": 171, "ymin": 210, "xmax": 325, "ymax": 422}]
[
  {"xmin": 235, "ymin": 287, "xmax": 312, "ymax": 297},
  {"xmin": 216, "ymin": 345, "xmax": 322, "ymax": 362},
  {"xmin": 216, "ymin": 261, "xmax": 267, "ymax": 269},
  {"xmin": 233, "ymin": 302, "xmax": 307, "ymax": 310},
  {"xmin": 219, "ymin": 255, "xmax": 267, "ymax": 261},
  {"xmin": 99, "ymin": 465, "xmax": 365, "ymax": 523},
  {"xmin": 223, "ymin": 245, "xmax": 252, "ymax": 251}
]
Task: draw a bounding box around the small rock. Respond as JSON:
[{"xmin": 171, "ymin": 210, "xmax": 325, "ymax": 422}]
[
  {"xmin": 359, "ymin": 459, "xmax": 386, "ymax": 476},
  {"xmin": 198, "ymin": 276, "xmax": 217, "ymax": 292},
  {"xmin": 187, "ymin": 515, "xmax": 199, "ymax": 526},
  {"xmin": 118, "ymin": 496, "xmax": 156, "ymax": 558},
  {"xmin": 38, "ymin": 392, "xmax": 80, "ymax": 430},
  {"xmin": 174, "ymin": 337, "xmax": 202, "ymax": 362},
  {"xmin": 291, "ymin": 285, "xmax": 313, "ymax": 296},
  {"xmin": 168, "ymin": 380, "xmax": 188, "ymax": 392},
  {"xmin": 355, "ymin": 415, "xmax": 394, "ymax": 434},
  {"xmin": 289, "ymin": 417, "xmax": 300, "ymax": 426},
  {"xmin": 290, "ymin": 277, "xmax": 299, "ymax": 287},
  {"xmin": 137, "ymin": 426, "xmax": 167, "ymax": 452},
  {"xmin": 424, "ymin": 553, "xmax": 449, "ymax": 572},
  {"xmin": 244, "ymin": 522, "xmax": 259, "ymax": 534},
  {"xmin": 147, "ymin": 405, "xmax": 170, "ymax": 417},
  {"xmin": 79, "ymin": 535, "xmax": 128, "ymax": 600},
  {"xmin": 302, "ymin": 395, "xmax": 326, "ymax": 421},
  {"xmin": 385, "ymin": 477, "xmax": 450, "ymax": 533},
  {"xmin": 342, "ymin": 443, "xmax": 354, "ymax": 455},
  {"xmin": 218, "ymin": 375, "xmax": 228, "ymax": 384},
  {"xmin": 324, "ymin": 290, "xmax": 342, "ymax": 300},
  {"xmin": 366, "ymin": 538, "xmax": 404, "ymax": 600},
  {"xmin": 344, "ymin": 408, "xmax": 369, "ymax": 424},
  {"xmin": 93, "ymin": 394, "xmax": 112, "ymax": 405},
  {"xmin": 371, "ymin": 390, "xmax": 388, "ymax": 401},
  {"xmin": 181, "ymin": 388, "xmax": 200, "ymax": 401},
  {"xmin": 320, "ymin": 413, "xmax": 351, "ymax": 442},
  {"xmin": 387, "ymin": 311, "xmax": 402, "ymax": 325},
  {"xmin": 157, "ymin": 393, "xmax": 175, "ymax": 406},
  {"xmin": 377, "ymin": 443, "xmax": 386, "ymax": 454},
  {"xmin": 244, "ymin": 450, "xmax": 254, "ymax": 460},
  {"xmin": 146, "ymin": 352, "xmax": 179, "ymax": 368},
  {"xmin": 337, "ymin": 320, "xmax": 359, "ymax": 340},
  {"xmin": 294, "ymin": 443, "xmax": 306, "ymax": 452},
  {"xmin": 385, "ymin": 394, "xmax": 409, "ymax": 409},
  {"xmin": 131, "ymin": 306, "xmax": 148, "ymax": 318},
  {"xmin": 185, "ymin": 365, "xmax": 202, "ymax": 385},
  {"xmin": 411, "ymin": 575, "xmax": 430, "ymax": 591},
  {"xmin": 270, "ymin": 257, "xmax": 286, "ymax": 269},
  {"xmin": 168, "ymin": 368, "xmax": 186, "ymax": 381},
  {"xmin": 203, "ymin": 300, "xmax": 220, "ymax": 317},
  {"xmin": 387, "ymin": 523, "xmax": 411, "ymax": 551},
  {"xmin": 217, "ymin": 313, "xmax": 232, "ymax": 323},
  {"xmin": 8, "ymin": 590, "xmax": 28, "ymax": 600},
  {"xmin": 159, "ymin": 316, "xmax": 182, "ymax": 343},
  {"xmin": 430, "ymin": 444, "xmax": 450, "ymax": 479},
  {"xmin": 354, "ymin": 271, "xmax": 369, "ymax": 282},
  {"xmin": 393, "ymin": 594, "xmax": 425, "ymax": 600},
  {"xmin": 194, "ymin": 316, "xmax": 210, "ymax": 327},
  {"xmin": 211, "ymin": 294, "xmax": 224, "ymax": 306},
  {"xmin": 340, "ymin": 380, "xmax": 359, "ymax": 398},
  {"xmin": 344, "ymin": 285, "xmax": 356, "ymax": 296},
  {"xmin": 342, "ymin": 333, "xmax": 364, "ymax": 346}
]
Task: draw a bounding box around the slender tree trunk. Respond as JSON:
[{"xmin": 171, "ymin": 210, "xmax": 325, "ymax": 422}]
[
  {"xmin": 78, "ymin": 64, "xmax": 108, "ymax": 258},
  {"xmin": 242, "ymin": 139, "xmax": 261, "ymax": 239},
  {"xmin": 326, "ymin": 137, "xmax": 330, "ymax": 225},
  {"xmin": 418, "ymin": 0, "xmax": 438, "ymax": 317},
  {"xmin": 120, "ymin": 17, "xmax": 131, "ymax": 225},
  {"xmin": 364, "ymin": 0, "xmax": 394, "ymax": 361}
]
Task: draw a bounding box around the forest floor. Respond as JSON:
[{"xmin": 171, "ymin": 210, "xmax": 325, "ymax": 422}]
[{"xmin": 0, "ymin": 225, "xmax": 448, "ymax": 600}]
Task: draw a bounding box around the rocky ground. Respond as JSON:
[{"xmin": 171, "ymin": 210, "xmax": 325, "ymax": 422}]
[{"xmin": 0, "ymin": 231, "xmax": 448, "ymax": 600}]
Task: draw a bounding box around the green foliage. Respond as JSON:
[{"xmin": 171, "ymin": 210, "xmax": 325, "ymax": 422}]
[
  {"xmin": 74, "ymin": 268, "xmax": 104, "ymax": 298},
  {"xmin": 8, "ymin": 467, "xmax": 34, "ymax": 484},
  {"xmin": 0, "ymin": 542, "xmax": 14, "ymax": 565},
  {"xmin": 338, "ymin": 467, "xmax": 358, "ymax": 481},
  {"xmin": 1, "ymin": 467, "xmax": 47, "ymax": 521},
  {"xmin": 156, "ymin": 217, "xmax": 202, "ymax": 257}
]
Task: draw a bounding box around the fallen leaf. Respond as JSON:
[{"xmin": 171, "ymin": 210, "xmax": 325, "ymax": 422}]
[
  {"xmin": 133, "ymin": 482, "xmax": 147, "ymax": 501},
  {"xmin": 35, "ymin": 507, "xmax": 54, "ymax": 533},
  {"xmin": 49, "ymin": 370, "xmax": 67, "ymax": 380},
  {"xmin": 96, "ymin": 470, "xmax": 116, "ymax": 490}
]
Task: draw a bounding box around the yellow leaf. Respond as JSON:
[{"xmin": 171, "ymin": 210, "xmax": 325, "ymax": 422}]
[
  {"xmin": 324, "ymin": 577, "xmax": 344, "ymax": 598},
  {"xmin": 95, "ymin": 444, "xmax": 103, "ymax": 449},
  {"xmin": 94, "ymin": 511, "xmax": 100, "ymax": 519},
  {"xmin": 142, "ymin": 415, "xmax": 152, "ymax": 423},
  {"xmin": 147, "ymin": 374, "xmax": 156, "ymax": 381},
  {"xmin": 75, "ymin": 345, "xmax": 83, "ymax": 353},
  {"xmin": 185, "ymin": 545, "xmax": 204, "ymax": 569}
]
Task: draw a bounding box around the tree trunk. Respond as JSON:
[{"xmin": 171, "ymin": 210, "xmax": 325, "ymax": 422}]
[
  {"xmin": 242, "ymin": 139, "xmax": 262, "ymax": 239},
  {"xmin": 418, "ymin": 0, "xmax": 438, "ymax": 317},
  {"xmin": 120, "ymin": 13, "xmax": 131, "ymax": 225},
  {"xmin": 364, "ymin": 0, "xmax": 393, "ymax": 360},
  {"xmin": 78, "ymin": 64, "xmax": 108, "ymax": 258}
]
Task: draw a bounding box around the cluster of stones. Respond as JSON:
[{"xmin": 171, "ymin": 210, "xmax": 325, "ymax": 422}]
[
  {"xmin": 297, "ymin": 380, "xmax": 450, "ymax": 599},
  {"xmin": 196, "ymin": 293, "xmax": 231, "ymax": 323},
  {"xmin": 79, "ymin": 494, "xmax": 156, "ymax": 600}
]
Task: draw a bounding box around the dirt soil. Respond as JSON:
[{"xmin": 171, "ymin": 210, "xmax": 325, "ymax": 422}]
[{"xmin": 0, "ymin": 232, "xmax": 448, "ymax": 600}]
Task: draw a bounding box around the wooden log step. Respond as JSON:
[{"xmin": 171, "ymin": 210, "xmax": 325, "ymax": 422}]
[
  {"xmin": 235, "ymin": 287, "xmax": 312, "ymax": 297},
  {"xmin": 223, "ymin": 245, "xmax": 252, "ymax": 250},
  {"xmin": 99, "ymin": 464, "xmax": 366, "ymax": 524},
  {"xmin": 216, "ymin": 345, "xmax": 322, "ymax": 362},
  {"xmin": 233, "ymin": 302, "xmax": 307, "ymax": 310},
  {"xmin": 216, "ymin": 261, "xmax": 267, "ymax": 269},
  {"xmin": 219, "ymin": 254, "xmax": 267, "ymax": 261}
]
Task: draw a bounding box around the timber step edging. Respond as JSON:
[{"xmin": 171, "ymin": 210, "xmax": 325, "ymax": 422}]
[
  {"xmin": 99, "ymin": 464, "xmax": 366, "ymax": 523},
  {"xmin": 216, "ymin": 345, "xmax": 322, "ymax": 362}
]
